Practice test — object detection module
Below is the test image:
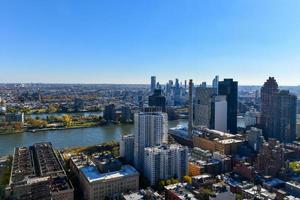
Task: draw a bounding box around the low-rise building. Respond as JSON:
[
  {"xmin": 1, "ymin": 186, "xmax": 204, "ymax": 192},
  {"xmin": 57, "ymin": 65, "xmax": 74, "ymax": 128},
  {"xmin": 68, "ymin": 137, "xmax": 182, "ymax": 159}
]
[
  {"xmin": 6, "ymin": 142, "xmax": 73, "ymax": 200},
  {"xmin": 192, "ymin": 127, "xmax": 243, "ymax": 155},
  {"xmin": 70, "ymin": 154, "xmax": 139, "ymax": 200},
  {"xmin": 165, "ymin": 183, "xmax": 197, "ymax": 200}
]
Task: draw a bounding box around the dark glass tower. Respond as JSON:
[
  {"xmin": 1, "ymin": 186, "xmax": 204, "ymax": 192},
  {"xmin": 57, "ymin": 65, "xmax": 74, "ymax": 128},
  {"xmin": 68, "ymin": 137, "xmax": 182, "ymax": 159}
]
[
  {"xmin": 276, "ymin": 90, "xmax": 297, "ymax": 143},
  {"xmin": 148, "ymin": 89, "xmax": 166, "ymax": 112},
  {"xmin": 151, "ymin": 76, "xmax": 156, "ymax": 92},
  {"xmin": 218, "ymin": 79, "xmax": 238, "ymax": 133}
]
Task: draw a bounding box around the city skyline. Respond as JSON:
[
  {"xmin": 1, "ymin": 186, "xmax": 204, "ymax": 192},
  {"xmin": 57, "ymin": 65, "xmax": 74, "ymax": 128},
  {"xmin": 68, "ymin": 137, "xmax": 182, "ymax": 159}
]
[{"xmin": 1, "ymin": 1, "xmax": 300, "ymax": 85}]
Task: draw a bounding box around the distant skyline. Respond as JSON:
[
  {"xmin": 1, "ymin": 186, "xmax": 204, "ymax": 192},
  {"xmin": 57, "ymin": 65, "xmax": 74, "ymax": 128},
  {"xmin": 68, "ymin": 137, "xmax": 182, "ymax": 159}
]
[{"xmin": 1, "ymin": 0, "xmax": 300, "ymax": 85}]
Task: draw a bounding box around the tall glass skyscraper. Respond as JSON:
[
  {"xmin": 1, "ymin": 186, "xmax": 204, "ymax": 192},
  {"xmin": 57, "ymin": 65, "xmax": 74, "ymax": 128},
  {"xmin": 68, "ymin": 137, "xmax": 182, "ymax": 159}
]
[{"xmin": 218, "ymin": 79, "xmax": 238, "ymax": 134}]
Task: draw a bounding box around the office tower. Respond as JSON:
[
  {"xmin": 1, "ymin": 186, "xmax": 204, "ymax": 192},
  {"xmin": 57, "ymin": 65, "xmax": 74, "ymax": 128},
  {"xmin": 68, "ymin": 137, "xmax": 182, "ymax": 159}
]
[
  {"xmin": 144, "ymin": 144, "xmax": 188, "ymax": 185},
  {"xmin": 133, "ymin": 109, "xmax": 168, "ymax": 172},
  {"xmin": 200, "ymin": 82, "xmax": 207, "ymax": 88},
  {"xmin": 120, "ymin": 134, "xmax": 135, "ymax": 164},
  {"xmin": 188, "ymin": 79, "xmax": 193, "ymax": 137},
  {"xmin": 261, "ymin": 77, "xmax": 297, "ymax": 143},
  {"xmin": 211, "ymin": 95, "xmax": 227, "ymax": 132},
  {"xmin": 276, "ymin": 90, "xmax": 297, "ymax": 143},
  {"xmin": 103, "ymin": 104, "xmax": 116, "ymax": 122},
  {"xmin": 151, "ymin": 76, "xmax": 156, "ymax": 92},
  {"xmin": 246, "ymin": 127, "xmax": 264, "ymax": 152},
  {"xmin": 260, "ymin": 77, "xmax": 279, "ymax": 140},
  {"xmin": 121, "ymin": 106, "xmax": 132, "ymax": 122},
  {"xmin": 212, "ymin": 75, "xmax": 219, "ymax": 93},
  {"xmin": 174, "ymin": 78, "xmax": 181, "ymax": 106},
  {"xmin": 218, "ymin": 79, "xmax": 238, "ymax": 134},
  {"xmin": 184, "ymin": 80, "xmax": 187, "ymax": 90},
  {"xmin": 193, "ymin": 87, "xmax": 217, "ymax": 127},
  {"xmin": 148, "ymin": 89, "xmax": 166, "ymax": 112}
]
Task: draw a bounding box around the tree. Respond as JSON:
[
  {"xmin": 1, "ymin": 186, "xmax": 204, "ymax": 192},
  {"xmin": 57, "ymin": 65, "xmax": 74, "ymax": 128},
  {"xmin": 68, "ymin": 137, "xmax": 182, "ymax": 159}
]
[
  {"xmin": 47, "ymin": 104, "xmax": 58, "ymax": 113},
  {"xmin": 166, "ymin": 179, "xmax": 171, "ymax": 185},
  {"xmin": 62, "ymin": 115, "xmax": 72, "ymax": 127},
  {"xmin": 183, "ymin": 175, "xmax": 192, "ymax": 184}
]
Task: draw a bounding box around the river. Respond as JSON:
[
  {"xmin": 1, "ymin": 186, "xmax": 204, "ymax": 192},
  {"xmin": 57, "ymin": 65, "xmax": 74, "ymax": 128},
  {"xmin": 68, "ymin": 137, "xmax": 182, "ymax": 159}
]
[{"xmin": 0, "ymin": 120, "xmax": 187, "ymax": 156}]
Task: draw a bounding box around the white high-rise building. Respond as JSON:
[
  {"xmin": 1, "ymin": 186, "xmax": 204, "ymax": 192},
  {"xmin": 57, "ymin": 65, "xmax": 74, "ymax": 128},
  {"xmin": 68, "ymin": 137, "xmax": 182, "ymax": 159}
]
[
  {"xmin": 144, "ymin": 144, "xmax": 188, "ymax": 185},
  {"xmin": 133, "ymin": 109, "xmax": 168, "ymax": 172},
  {"xmin": 212, "ymin": 95, "xmax": 227, "ymax": 132}
]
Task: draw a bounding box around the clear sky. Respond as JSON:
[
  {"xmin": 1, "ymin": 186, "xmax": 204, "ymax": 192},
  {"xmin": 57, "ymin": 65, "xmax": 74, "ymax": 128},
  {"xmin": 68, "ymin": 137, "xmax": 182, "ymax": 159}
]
[{"xmin": 1, "ymin": 0, "xmax": 300, "ymax": 85}]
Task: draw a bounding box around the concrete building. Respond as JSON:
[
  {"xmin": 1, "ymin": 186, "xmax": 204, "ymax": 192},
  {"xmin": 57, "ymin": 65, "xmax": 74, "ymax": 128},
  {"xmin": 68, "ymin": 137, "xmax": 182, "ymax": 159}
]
[
  {"xmin": 165, "ymin": 183, "xmax": 197, "ymax": 200},
  {"xmin": 211, "ymin": 95, "xmax": 227, "ymax": 132},
  {"xmin": 133, "ymin": 109, "xmax": 168, "ymax": 172},
  {"xmin": 6, "ymin": 143, "xmax": 73, "ymax": 200},
  {"xmin": 193, "ymin": 87, "xmax": 217, "ymax": 128},
  {"xmin": 255, "ymin": 139, "xmax": 285, "ymax": 176},
  {"xmin": 244, "ymin": 110, "xmax": 259, "ymax": 127},
  {"xmin": 144, "ymin": 144, "xmax": 188, "ymax": 185},
  {"xmin": 70, "ymin": 154, "xmax": 139, "ymax": 200},
  {"xmin": 246, "ymin": 127, "xmax": 265, "ymax": 152},
  {"xmin": 192, "ymin": 127, "xmax": 243, "ymax": 155},
  {"xmin": 120, "ymin": 134, "xmax": 134, "ymax": 164},
  {"xmin": 261, "ymin": 77, "xmax": 297, "ymax": 143},
  {"xmin": 121, "ymin": 188, "xmax": 163, "ymax": 200}
]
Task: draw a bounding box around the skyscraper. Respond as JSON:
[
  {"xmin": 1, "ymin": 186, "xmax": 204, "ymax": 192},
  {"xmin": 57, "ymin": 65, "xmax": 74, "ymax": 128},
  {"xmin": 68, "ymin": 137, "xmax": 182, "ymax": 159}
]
[
  {"xmin": 260, "ymin": 77, "xmax": 279, "ymax": 140},
  {"xmin": 261, "ymin": 77, "xmax": 297, "ymax": 143},
  {"xmin": 188, "ymin": 79, "xmax": 193, "ymax": 137},
  {"xmin": 151, "ymin": 76, "xmax": 156, "ymax": 92},
  {"xmin": 211, "ymin": 95, "xmax": 227, "ymax": 132},
  {"xmin": 193, "ymin": 87, "xmax": 217, "ymax": 127},
  {"xmin": 144, "ymin": 144, "xmax": 188, "ymax": 185},
  {"xmin": 275, "ymin": 90, "xmax": 297, "ymax": 143},
  {"xmin": 133, "ymin": 109, "xmax": 168, "ymax": 172},
  {"xmin": 218, "ymin": 79, "xmax": 238, "ymax": 134},
  {"xmin": 174, "ymin": 78, "xmax": 181, "ymax": 105},
  {"xmin": 148, "ymin": 89, "xmax": 166, "ymax": 112},
  {"xmin": 212, "ymin": 75, "xmax": 219, "ymax": 93}
]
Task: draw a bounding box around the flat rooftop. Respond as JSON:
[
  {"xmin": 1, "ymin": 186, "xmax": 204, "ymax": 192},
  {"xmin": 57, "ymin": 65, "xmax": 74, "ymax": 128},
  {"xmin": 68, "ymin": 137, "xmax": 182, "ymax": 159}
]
[{"xmin": 80, "ymin": 164, "xmax": 138, "ymax": 182}]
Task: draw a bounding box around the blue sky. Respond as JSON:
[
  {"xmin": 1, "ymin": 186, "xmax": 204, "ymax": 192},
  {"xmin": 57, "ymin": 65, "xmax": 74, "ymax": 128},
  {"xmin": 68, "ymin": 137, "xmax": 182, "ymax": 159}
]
[{"xmin": 1, "ymin": 0, "xmax": 300, "ymax": 85}]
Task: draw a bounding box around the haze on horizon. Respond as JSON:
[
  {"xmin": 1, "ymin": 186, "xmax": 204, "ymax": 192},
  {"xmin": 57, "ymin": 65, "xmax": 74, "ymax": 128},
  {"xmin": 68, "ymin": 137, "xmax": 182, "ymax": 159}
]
[{"xmin": 1, "ymin": 0, "xmax": 300, "ymax": 86}]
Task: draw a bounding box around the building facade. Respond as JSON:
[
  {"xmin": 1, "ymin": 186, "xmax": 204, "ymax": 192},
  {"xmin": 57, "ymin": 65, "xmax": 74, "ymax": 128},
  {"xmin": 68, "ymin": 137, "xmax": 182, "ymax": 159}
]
[
  {"xmin": 120, "ymin": 134, "xmax": 134, "ymax": 164},
  {"xmin": 261, "ymin": 77, "xmax": 297, "ymax": 143},
  {"xmin": 133, "ymin": 109, "xmax": 168, "ymax": 172},
  {"xmin": 218, "ymin": 79, "xmax": 238, "ymax": 134},
  {"xmin": 144, "ymin": 144, "xmax": 188, "ymax": 185}
]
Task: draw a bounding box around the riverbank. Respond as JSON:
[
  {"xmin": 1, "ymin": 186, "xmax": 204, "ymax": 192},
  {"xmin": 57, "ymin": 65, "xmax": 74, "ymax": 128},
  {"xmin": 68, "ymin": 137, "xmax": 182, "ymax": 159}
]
[{"xmin": 0, "ymin": 119, "xmax": 187, "ymax": 156}]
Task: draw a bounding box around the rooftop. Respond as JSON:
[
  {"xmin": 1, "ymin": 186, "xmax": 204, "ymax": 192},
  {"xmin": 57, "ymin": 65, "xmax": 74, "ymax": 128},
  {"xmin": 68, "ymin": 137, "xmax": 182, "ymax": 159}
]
[{"xmin": 80, "ymin": 164, "xmax": 138, "ymax": 182}]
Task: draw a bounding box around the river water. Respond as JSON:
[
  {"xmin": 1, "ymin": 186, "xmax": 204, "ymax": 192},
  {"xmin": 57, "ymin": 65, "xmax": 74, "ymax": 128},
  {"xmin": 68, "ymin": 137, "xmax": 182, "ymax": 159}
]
[{"xmin": 0, "ymin": 120, "xmax": 187, "ymax": 156}]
